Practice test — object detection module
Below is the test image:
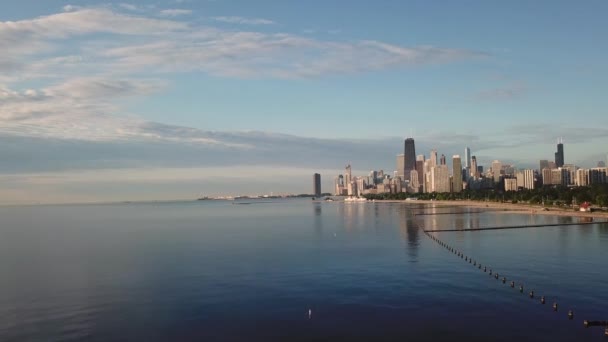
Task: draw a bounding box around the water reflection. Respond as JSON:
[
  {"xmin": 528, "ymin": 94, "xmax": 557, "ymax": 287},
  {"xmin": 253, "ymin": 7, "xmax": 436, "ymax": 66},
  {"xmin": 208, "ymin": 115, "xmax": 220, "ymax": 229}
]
[
  {"xmin": 469, "ymin": 213, "xmax": 480, "ymax": 230},
  {"xmin": 398, "ymin": 206, "xmax": 419, "ymax": 261},
  {"xmin": 313, "ymin": 202, "xmax": 322, "ymax": 235}
]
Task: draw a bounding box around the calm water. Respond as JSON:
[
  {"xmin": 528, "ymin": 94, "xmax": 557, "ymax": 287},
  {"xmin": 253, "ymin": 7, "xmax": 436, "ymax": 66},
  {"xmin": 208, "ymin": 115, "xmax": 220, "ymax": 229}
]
[{"xmin": 0, "ymin": 199, "xmax": 607, "ymax": 341}]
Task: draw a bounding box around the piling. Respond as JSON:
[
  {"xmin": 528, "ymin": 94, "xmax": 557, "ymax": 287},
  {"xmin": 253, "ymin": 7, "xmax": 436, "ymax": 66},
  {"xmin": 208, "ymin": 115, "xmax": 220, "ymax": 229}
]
[{"xmin": 583, "ymin": 320, "xmax": 608, "ymax": 328}]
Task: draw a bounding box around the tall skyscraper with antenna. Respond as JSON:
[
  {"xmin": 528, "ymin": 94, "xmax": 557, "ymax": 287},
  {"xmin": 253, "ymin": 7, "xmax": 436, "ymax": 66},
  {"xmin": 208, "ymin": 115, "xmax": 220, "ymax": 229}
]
[
  {"xmin": 404, "ymin": 138, "xmax": 416, "ymax": 181},
  {"xmin": 555, "ymin": 138, "xmax": 564, "ymax": 168}
]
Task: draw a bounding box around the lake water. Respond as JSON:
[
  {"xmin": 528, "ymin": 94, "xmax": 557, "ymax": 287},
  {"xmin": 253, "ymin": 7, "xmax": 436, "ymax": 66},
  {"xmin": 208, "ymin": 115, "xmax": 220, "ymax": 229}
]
[{"xmin": 0, "ymin": 199, "xmax": 607, "ymax": 341}]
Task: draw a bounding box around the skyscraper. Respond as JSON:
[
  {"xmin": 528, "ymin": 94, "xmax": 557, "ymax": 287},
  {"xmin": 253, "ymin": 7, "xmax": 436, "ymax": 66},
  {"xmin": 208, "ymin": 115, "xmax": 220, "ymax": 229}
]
[
  {"xmin": 313, "ymin": 173, "xmax": 321, "ymax": 197},
  {"xmin": 404, "ymin": 138, "xmax": 416, "ymax": 181},
  {"xmin": 464, "ymin": 147, "xmax": 471, "ymax": 169},
  {"xmin": 344, "ymin": 164, "xmax": 352, "ymax": 186},
  {"xmin": 471, "ymin": 156, "xmax": 478, "ymax": 178},
  {"xmin": 555, "ymin": 139, "xmax": 564, "ymax": 168},
  {"xmin": 430, "ymin": 149, "xmax": 438, "ymax": 167},
  {"xmin": 452, "ymin": 155, "xmax": 462, "ymax": 193},
  {"xmin": 416, "ymin": 155, "xmax": 425, "ymax": 192},
  {"xmin": 492, "ymin": 160, "xmax": 502, "ymax": 183},
  {"xmin": 523, "ymin": 169, "xmax": 535, "ymax": 190},
  {"xmin": 396, "ymin": 154, "xmax": 405, "ymax": 179},
  {"xmin": 430, "ymin": 165, "xmax": 450, "ymax": 193}
]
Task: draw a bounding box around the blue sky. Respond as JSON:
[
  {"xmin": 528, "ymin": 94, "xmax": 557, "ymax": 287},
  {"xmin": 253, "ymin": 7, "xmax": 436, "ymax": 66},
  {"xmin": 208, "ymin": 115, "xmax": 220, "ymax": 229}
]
[{"xmin": 1, "ymin": 1, "xmax": 607, "ymax": 203}]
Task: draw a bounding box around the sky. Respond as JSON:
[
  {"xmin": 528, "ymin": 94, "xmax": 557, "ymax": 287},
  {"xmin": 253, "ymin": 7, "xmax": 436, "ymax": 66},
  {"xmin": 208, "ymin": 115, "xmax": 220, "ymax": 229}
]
[{"xmin": 1, "ymin": 0, "xmax": 608, "ymax": 204}]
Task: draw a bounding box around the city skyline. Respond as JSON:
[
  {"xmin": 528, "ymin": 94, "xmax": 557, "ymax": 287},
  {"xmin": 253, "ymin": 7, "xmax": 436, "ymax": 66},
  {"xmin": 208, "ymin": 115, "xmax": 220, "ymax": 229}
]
[
  {"xmin": 332, "ymin": 137, "xmax": 608, "ymax": 197},
  {"xmin": 2, "ymin": 1, "xmax": 608, "ymax": 203}
]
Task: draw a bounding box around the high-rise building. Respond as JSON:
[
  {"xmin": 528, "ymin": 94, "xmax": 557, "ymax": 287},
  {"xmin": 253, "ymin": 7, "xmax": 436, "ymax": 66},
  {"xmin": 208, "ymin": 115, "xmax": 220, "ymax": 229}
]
[
  {"xmin": 369, "ymin": 170, "xmax": 377, "ymax": 185},
  {"xmin": 464, "ymin": 147, "xmax": 471, "ymax": 169},
  {"xmin": 344, "ymin": 164, "xmax": 352, "ymax": 186},
  {"xmin": 396, "ymin": 154, "xmax": 405, "ymax": 179},
  {"xmin": 542, "ymin": 168, "xmax": 552, "ymax": 185},
  {"xmin": 313, "ymin": 173, "xmax": 321, "ymax": 197},
  {"xmin": 491, "ymin": 160, "xmax": 502, "ymax": 183},
  {"xmin": 356, "ymin": 177, "xmax": 366, "ymax": 196},
  {"xmin": 555, "ymin": 139, "xmax": 564, "ymax": 167},
  {"xmin": 505, "ymin": 178, "xmax": 518, "ymax": 191},
  {"xmin": 452, "ymin": 155, "xmax": 462, "ymax": 193},
  {"xmin": 589, "ymin": 168, "xmax": 607, "ymax": 184},
  {"xmin": 430, "ymin": 165, "xmax": 450, "ymax": 193},
  {"xmin": 551, "ymin": 169, "xmax": 562, "ymax": 185},
  {"xmin": 404, "ymin": 138, "xmax": 416, "ymax": 181},
  {"xmin": 562, "ymin": 164, "xmax": 577, "ymax": 186},
  {"xmin": 423, "ymin": 159, "xmax": 431, "ymax": 193},
  {"xmin": 409, "ymin": 170, "xmax": 420, "ymax": 192},
  {"xmin": 575, "ymin": 169, "xmax": 589, "ymax": 186},
  {"xmin": 430, "ymin": 149, "xmax": 438, "ymax": 167},
  {"xmin": 334, "ymin": 175, "xmax": 344, "ymax": 195},
  {"xmin": 523, "ymin": 169, "xmax": 535, "ymax": 190},
  {"xmin": 416, "ymin": 155, "xmax": 425, "ymax": 190},
  {"xmin": 516, "ymin": 172, "xmax": 525, "ymax": 188},
  {"xmin": 440, "ymin": 154, "xmax": 446, "ymax": 165},
  {"xmin": 470, "ymin": 156, "xmax": 478, "ymax": 178}
]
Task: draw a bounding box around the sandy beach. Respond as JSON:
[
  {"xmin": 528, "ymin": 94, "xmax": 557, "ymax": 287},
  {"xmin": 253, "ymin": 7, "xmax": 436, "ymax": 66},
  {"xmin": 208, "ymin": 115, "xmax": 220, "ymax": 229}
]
[{"xmin": 372, "ymin": 199, "xmax": 608, "ymax": 220}]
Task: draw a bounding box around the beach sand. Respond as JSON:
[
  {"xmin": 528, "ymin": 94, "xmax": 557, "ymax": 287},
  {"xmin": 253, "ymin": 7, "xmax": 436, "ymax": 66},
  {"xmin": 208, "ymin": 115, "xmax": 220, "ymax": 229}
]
[{"xmin": 373, "ymin": 199, "xmax": 608, "ymax": 220}]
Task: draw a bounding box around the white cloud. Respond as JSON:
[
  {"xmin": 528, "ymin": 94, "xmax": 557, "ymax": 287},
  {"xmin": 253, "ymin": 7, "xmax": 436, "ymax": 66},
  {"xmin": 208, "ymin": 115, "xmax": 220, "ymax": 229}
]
[
  {"xmin": 98, "ymin": 32, "xmax": 480, "ymax": 79},
  {"xmin": 160, "ymin": 9, "xmax": 192, "ymax": 17},
  {"xmin": 1, "ymin": 7, "xmax": 481, "ymax": 81},
  {"xmin": 213, "ymin": 16, "xmax": 275, "ymax": 25},
  {"xmin": 62, "ymin": 5, "xmax": 80, "ymax": 12}
]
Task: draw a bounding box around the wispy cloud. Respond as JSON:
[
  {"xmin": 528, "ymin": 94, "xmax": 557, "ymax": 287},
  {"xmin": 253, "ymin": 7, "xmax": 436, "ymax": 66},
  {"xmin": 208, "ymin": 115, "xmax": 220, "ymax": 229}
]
[
  {"xmin": 1, "ymin": 7, "xmax": 482, "ymax": 81},
  {"xmin": 160, "ymin": 9, "xmax": 192, "ymax": 17},
  {"xmin": 212, "ymin": 16, "xmax": 275, "ymax": 25}
]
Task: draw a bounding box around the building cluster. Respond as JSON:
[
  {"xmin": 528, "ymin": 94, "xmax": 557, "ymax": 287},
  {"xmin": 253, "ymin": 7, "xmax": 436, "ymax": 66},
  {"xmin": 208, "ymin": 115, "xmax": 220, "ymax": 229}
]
[{"xmin": 330, "ymin": 138, "xmax": 608, "ymax": 196}]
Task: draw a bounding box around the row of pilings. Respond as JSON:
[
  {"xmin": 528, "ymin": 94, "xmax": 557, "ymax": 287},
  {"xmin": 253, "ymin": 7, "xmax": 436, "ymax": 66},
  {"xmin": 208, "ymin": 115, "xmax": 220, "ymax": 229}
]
[{"xmin": 422, "ymin": 229, "xmax": 608, "ymax": 337}]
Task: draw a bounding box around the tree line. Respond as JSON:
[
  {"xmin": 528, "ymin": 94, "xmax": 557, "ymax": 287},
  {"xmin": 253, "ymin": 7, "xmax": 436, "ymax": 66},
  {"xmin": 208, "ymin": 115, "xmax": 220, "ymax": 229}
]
[{"xmin": 363, "ymin": 184, "xmax": 608, "ymax": 207}]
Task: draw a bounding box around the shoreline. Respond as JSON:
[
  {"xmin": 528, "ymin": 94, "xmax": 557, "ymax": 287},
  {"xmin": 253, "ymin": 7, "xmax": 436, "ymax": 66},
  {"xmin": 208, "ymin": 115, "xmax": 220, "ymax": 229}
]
[{"xmin": 372, "ymin": 199, "xmax": 608, "ymax": 220}]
